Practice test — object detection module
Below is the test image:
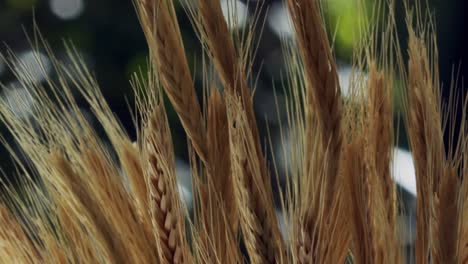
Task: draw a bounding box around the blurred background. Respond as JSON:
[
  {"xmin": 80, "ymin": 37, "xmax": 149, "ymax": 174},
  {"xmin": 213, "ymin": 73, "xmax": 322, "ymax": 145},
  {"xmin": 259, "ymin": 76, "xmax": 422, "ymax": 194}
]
[{"xmin": 0, "ymin": 0, "xmax": 466, "ymax": 260}]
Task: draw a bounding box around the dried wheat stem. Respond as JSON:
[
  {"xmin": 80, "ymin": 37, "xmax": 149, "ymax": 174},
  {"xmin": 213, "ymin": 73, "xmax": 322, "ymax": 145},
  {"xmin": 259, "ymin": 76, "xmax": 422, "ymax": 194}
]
[
  {"xmin": 136, "ymin": 0, "xmax": 207, "ymax": 162},
  {"xmin": 144, "ymin": 105, "xmax": 191, "ymax": 264}
]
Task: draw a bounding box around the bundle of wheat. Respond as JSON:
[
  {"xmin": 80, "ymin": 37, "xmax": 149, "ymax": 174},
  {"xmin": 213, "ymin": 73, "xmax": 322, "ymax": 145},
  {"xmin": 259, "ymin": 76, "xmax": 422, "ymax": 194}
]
[{"xmin": 0, "ymin": 0, "xmax": 465, "ymax": 263}]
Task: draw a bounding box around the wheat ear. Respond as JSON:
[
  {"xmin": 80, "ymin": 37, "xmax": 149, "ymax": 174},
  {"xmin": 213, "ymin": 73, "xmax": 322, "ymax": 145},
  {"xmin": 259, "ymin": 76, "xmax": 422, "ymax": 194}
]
[
  {"xmin": 406, "ymin": 29, "xmax": 445, "ymax": 264},
  {"xmin": 190, "ymin": 1, "xmax": 285, "ymax": 261},
  {"xmin": 226, "ymin": 93, "xmax": 286, "ymax": 263},
  {"xmin": 287, "ymin": 0, "xmax": 343, "ymax": 196},
  {"xmin": 136, "ymin": 0, "xmax": 207, "ymax": 162},
  {"xmin": 343, "ymin": 135, "xmax": 375, "ymax": 264},
  {"xmin": 143, "ymin": 103, "xmax": 191, "ymax": 264},
  {"xmin": 191, "ymin": 0, "xmax": 259, "ymax": 139},
  {"xmin": 200, "ymin": 88, "xmax": 240, "ymax": 262},
  {"xmin": 343, "ymin": 65, "xmax": 400, "ymax": 263},
  {"xmin": 49, "ymin": 152, "xmax": 129, "ymax": 263},
  {"xmin": 366, "ymin": 64, "xmax": 396, "ymax": 225},
  {"xmin": 363, "ymin": 64, "xmax": 400, "ymax": 263},
  {"xmin": 405, "ymin": 19, "xmax": 466, "ymax": 262},
  {"xmin": 287, "ymin": 1, "xmax": 348, "ymax": 263}
]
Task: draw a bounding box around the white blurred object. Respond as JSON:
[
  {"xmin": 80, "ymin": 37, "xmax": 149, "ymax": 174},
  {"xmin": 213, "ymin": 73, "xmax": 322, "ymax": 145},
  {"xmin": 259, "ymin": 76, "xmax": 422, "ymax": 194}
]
[
  {"xmin": 393, "ymin": 148, "xmax": 417, "ymax": 196},
  {"xmin": 275, "ymin": 128, "xmax": 417, "ymax": 197},
  {"xmin": 220, "ymin": 0, "xmax": 248, "ymax": 30},
  {"xmin": 337, "ymin": 65, "xmax": 353, "ymax": 97},
  {"xmin": 2, "ymin": 83, "xmax": 35, "ymax": 119},
  {"xmin": 176, "ymin": 159, "xmax": 193, "ymax": 209},
  {"xmin": 178, "ymin": 184, "xmax": 192, "ymax": 210},
  {"xmin": 268, "ymin": 2, "xmax": 294, "ymax": 38},
  {"xmin": 276, "ymin": 209, "xmax": 289, "ymax": 242},
  {"xmin": 50, "ymin": 0, "xmax": 85, "ymax": 20},
  {"xmin": 337, "ymin": 65, "xmax": 368, "ymax": 97},
  {"xmin": 16, "ymin": 51, "xmax": 52, "ymax": 83}
]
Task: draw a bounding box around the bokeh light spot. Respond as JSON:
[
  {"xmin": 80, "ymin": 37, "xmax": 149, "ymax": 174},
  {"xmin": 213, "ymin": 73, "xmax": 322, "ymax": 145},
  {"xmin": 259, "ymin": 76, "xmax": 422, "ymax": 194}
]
[
  {"xmin": 16, "ymin": 50, "xmax": 52, "ymax": 83},
  {"xmin": 50, "ymin": 0, "xmax": 85, "ymax": 20},
  {"xmin": 220, "ymin": 0, "xmax": 248, "ymax": 30}
]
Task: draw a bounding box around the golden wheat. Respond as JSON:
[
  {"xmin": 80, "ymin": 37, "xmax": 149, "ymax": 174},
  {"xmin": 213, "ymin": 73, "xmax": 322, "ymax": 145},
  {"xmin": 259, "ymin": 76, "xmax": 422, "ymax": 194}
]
[{"xmin": 0, "ymin": 0, "xmax": 466, "ymax": 264}]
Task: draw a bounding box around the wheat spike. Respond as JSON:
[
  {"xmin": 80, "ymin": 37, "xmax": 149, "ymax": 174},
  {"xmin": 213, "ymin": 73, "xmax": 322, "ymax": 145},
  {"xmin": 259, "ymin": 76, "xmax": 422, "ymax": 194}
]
[
  {"xmin": 362, "ymin": 64, "xmax": 401, "ymax": 263},
  {"xmin": 343, "ymin": 136, "xmax": 376, "ymax": 264},
  {"xmin": 406, "ymin": 28, "xmax": 445, "ymax": 264},
  {"xmin": 188, "ymin": 1, "xmax": 286, "ymax": 261},
  {"xmin": 226, "ymin": 93, "xmax": 286, "ymax": 263},
  {"xmin": 198, "ymin": 88, "xmax": 240, "ymax": 262},
  {"xmin": 136, "ymin": 0, "xmax": 207, "ymax": 162},
  {"xmin": 287, "ymin": 0, "xmax": 343, "ymax": 197},
  {"xmin": 49, "ymin": 152, "xmax": 130, "ymax": 263},
  {"xmin": 191, "ymin": 0, "xmax": 258, "ymax": 137},
  {"xmin": 286, "ymin": 0, "xmax": 348, "ymax": 263},
  {"xmin": 366, "ymin": 64, "xmax": 397, "ymax": 225},
  {"xmin": 143, "ymin": 103, "xmax": 191, "ymax": 264}
]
